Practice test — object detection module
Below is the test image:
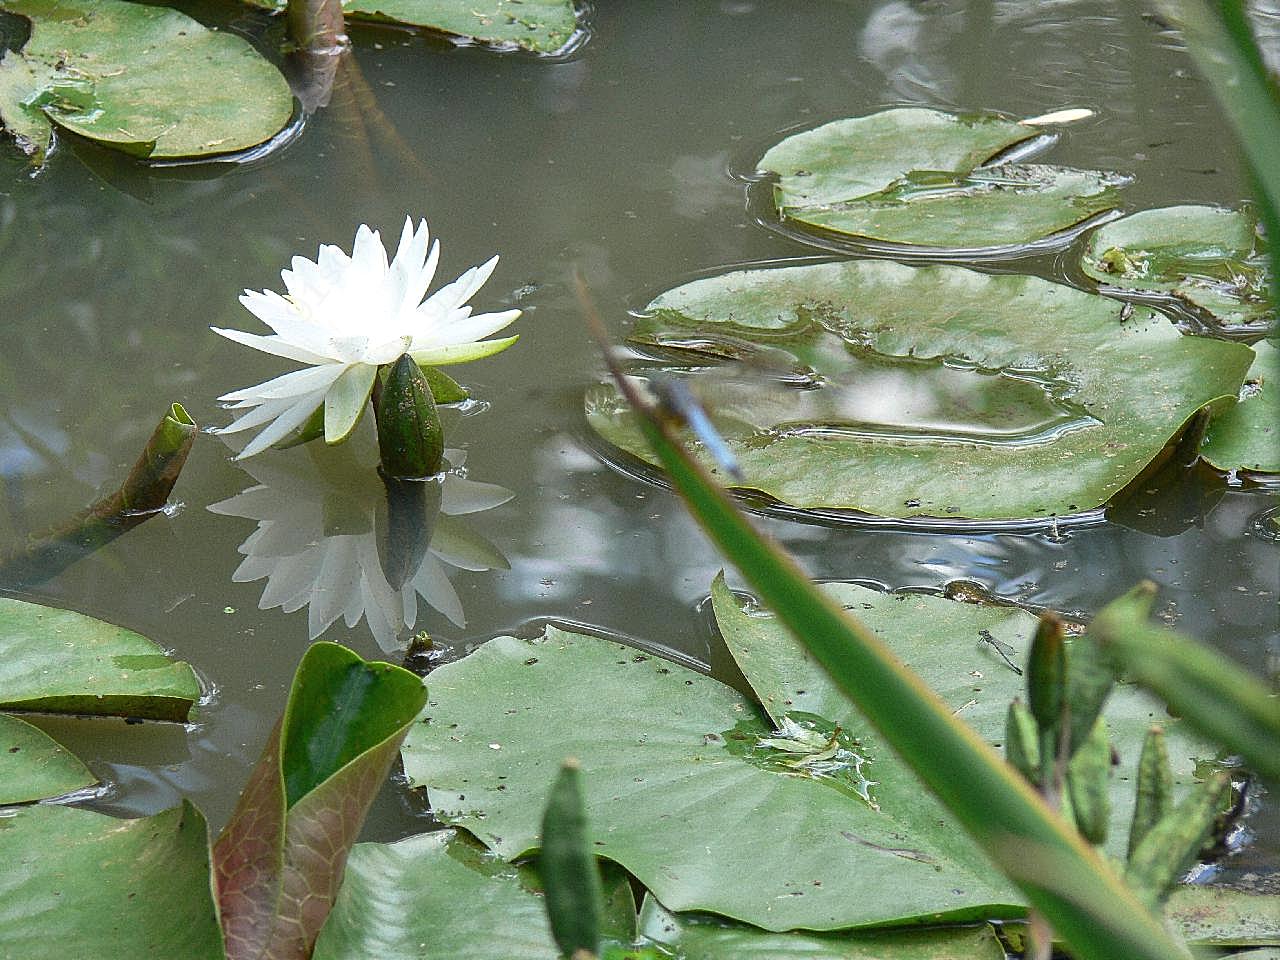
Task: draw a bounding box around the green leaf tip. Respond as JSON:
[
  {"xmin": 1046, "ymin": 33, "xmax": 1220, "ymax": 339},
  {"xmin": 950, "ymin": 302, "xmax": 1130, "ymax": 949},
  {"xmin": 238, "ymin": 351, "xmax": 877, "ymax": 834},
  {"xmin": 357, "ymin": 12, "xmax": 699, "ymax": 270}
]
[
  {"xmin": 540, "ymin": 759, "xmax": 605, "ymax": 959},
  {"xmin": 280, "ymin": 641, "xmax": 427, "ymax": 808}
]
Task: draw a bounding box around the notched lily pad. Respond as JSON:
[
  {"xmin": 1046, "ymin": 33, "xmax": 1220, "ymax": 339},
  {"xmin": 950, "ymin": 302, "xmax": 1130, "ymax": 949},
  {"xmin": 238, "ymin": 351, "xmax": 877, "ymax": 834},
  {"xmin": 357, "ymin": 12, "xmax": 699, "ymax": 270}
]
[
  {"xmin": 0, "ymin": 0, "xmax": 294, "ymax": 161},
  {"xmin": 758, "ymin": 108, "xmax": 1127, "ymax": 252},
  {"xmin": 585, "ymin": 260, "xmax": 1253, "ymax": 522},
  {"xmin": 1199, "ymin": 339, "xmax": 1279, "ymax": 475},
  {"xmin": 402, "ymin": 578, "xmax": 1218, "ymax": 932},
  {"xmin": 0, "ymin": 596, "xmax": 201, "ymax": 720},
  {"xmin": 1081, "ymin": 205, "xmax": 1273, "ymax": 334},
  {"xmin": 245, "ymin": 0, "xmax": 581, "ymax": 54}
]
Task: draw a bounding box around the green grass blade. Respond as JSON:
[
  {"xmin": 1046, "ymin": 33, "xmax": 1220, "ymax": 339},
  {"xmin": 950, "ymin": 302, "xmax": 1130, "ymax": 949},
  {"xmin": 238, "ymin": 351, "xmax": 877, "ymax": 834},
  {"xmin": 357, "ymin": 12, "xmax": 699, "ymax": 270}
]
[
  {"xmin": 610, "ymin": 386, "xmax": 1188, "ymax": 960},
  {"xmin": 1090, "ymin": 584, "xmax": 1280, "ymax": 784}
]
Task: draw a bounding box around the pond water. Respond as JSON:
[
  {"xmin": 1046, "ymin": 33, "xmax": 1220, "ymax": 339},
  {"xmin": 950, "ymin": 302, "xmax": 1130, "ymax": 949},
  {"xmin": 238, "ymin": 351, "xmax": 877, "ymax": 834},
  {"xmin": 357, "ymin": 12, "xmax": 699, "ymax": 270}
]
[{"xmin": 1, "ymin": 0, "xmax": 1277, "ymax": 885}]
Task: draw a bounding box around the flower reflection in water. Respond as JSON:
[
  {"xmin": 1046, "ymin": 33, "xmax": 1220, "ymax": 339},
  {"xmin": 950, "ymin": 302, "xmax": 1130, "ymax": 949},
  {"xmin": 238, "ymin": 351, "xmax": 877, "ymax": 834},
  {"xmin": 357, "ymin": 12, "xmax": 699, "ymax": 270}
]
[{"xmin": 209, "ymin": 436, "xmax": 512, "ymax": 650}]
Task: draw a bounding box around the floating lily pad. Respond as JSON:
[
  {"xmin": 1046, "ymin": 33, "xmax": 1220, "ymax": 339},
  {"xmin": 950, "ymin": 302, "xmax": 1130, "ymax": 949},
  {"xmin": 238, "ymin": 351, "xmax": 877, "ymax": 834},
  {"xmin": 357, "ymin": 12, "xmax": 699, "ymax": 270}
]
[
  {"xmin": 244, "ymin": 0, "xmax": 579, "ymax": 53},
  {"xmin": 312, "ymin": 829, "xmax": 637, "ymax": 959},
  {"xmin": 1200, "ymin": 339, "xmax": 1280, "ymax": 474},
  {"xmin": 0, "ymin": 0, "xmax": 294, "ymax": 161},
  {"xmin": 0, "ymin": 713, "xmax": 95, "ymax": 804},
  {"xmin": 709, "ymin": 576, "xmax": 1214, "ymax": 872},
  {"xmin": 637, "ymin": 898, "xmax": 1006, "ymax": 959},
  {"xmin": 758, "ymin": 108, "xmax": 1126, "ymax": 251},
  {"xmin": 401, "ymin": 581, "xmax": 1215, "ymax": 932},
  {"xmin": 1164, "ymin": 885, "xmax": 1280, "ymax": 947},
  {"xmin": 1080, "ymin": 205, "xmax": 1273, "ymax": 333},
  {"xmin": 0, "ymin": 596, "xmax": 201, "ymax": 720},
  {"xmin": 0, "ymin": 802, "xmax": 223, "ymax": 959},
  {"xmin": 586, "ymin": 260, "xmax": 1253, "ymax": 521}
]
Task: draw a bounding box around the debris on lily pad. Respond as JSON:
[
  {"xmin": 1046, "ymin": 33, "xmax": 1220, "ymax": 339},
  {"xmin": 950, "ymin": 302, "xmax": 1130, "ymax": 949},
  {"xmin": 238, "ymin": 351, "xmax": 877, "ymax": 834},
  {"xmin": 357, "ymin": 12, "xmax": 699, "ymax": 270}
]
[
  {"xmin": 585, "ymin": 259, "xmax": 1253, "ymax": 522},
  {"xmin": 243, "ymin": 0, "xmax": 581, "ymax": 54},
  {"xmin": 757, "ymin": 107, "xmax": 1128, "ymax": 252},
  {"xmin": 1200, "ymin": 339, "xmax": 1280, "ymax": 475},
  {"xmin": 1081, "ymin": 205, "xmax": 1273, "ymax": 333},
  {"xmin": 0, "ymin": 0, "xmax": 294, "ymax": 162}
]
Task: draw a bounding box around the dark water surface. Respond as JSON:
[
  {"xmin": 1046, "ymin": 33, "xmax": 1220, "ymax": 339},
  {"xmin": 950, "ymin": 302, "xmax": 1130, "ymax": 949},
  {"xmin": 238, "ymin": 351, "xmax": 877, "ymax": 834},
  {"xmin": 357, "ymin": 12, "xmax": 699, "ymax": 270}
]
[{"xmin": 1, "ymin": 1, "xmax": 1276, "ymax": 882}]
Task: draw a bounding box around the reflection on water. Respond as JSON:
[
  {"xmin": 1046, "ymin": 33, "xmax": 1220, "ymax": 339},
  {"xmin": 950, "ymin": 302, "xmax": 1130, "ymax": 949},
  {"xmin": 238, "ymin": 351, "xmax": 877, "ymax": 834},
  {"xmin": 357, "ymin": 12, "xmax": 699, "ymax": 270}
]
[
  {"xmin": 617, "ymin": 324, "xmax": 1098, "ymax": 454},
  {"xmin": 208, "ymin": 435, "xmax": 512, "ymax": 650}
]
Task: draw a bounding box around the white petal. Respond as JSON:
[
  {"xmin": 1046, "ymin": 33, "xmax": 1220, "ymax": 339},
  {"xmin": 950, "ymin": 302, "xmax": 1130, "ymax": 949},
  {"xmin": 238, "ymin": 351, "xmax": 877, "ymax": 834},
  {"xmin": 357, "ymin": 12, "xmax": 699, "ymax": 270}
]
[
  {"xmin": 324, "ymin": 362, "xmax": 378, "ymax": 443},
  {"xmin": 218, "ymin": 363, "xmax": 346, "ymax": 403},
  {"xmin": 350, "ymin": 224, "xmax": 389, "ymax": 283},
  {"xmin": 413, "ymin": 309, "xmax": 521, "ymax": 351},
  {"xmin": 237, "ymin": 390, "xmax": 331, "ymax": 459},
  {"xmin": 212, "ymin": 326, "xmax": 333, "ymax": 365},
  {"xmin": 215, "ymin": 396, "xmax": 300, "ymax": 434}
]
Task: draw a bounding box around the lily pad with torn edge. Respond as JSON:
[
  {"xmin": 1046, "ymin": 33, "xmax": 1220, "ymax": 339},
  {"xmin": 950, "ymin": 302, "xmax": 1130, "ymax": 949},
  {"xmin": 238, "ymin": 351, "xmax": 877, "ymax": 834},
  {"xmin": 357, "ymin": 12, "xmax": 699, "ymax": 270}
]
[
  {"xmin": 757, "ymin": 108, "xmax": 1127, "ymax": 253},
  {"xmin": 585, "ymin": 259, "xmax": 1253, "ymax": 522},
  {"xmin": 1199, "ymin": 339, "xmax": 1279, "ymax": 475},
  {"xmin": 401, "ymin": 579, "xmax": 1220, "ymax": 932},
  {"xmin": 1080, "ymin": 205, "xmax": 1273, "ymax": 335},
  {"xmin": 0, "ymin": 0, "xmax": 294, "ymax": 162}
]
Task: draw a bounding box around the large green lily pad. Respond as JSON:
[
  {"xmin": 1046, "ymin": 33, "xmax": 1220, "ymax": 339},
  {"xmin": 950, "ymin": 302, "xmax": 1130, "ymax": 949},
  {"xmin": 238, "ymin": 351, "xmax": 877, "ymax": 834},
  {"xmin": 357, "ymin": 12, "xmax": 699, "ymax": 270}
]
[
  {"xmin": 1080, "ymin": 205, "xmax": 1273, "ymax": 333},
  {"xmin": 1200, "ymin": 339, "xmax": 1280, "ymax": 474},
  {"xmin": 637, "ymin": 899, "xmax": 1006, "ymax": 959},
  {"xmin": 758, "ymin": 108, "xmax": 1126, "ymax": 251},
  {"xmin": 0, "ymin": 0, "xmax": 294, "ymax": 161},
  {"xmin": 401, "ymin": 582, "xmax": 1215, "ymax": 932},
  {"xmin": 312, "ymin": 829, "xmax": 636, "ymax": 959},
  {"xmin": 244, "ymin": 0, "xmax": 579, "ymax": 53},
  {"xmin": 0, "ymin": 713, "xmax": 94, "ymax": 804},
  {"xmin": 708, "ymin": 576, "xmax": 1214, "ymax": 873},
  {"xmin": 0, "ymin": 802, "xmax": 223, "ymax": 959},
  {"xmin": 585, "ymin": 260, "xmax": 1253, "ymax": 521},
  {"xmin": 0, "ymin": 596, "xmax": 201, "ymax": 720}
]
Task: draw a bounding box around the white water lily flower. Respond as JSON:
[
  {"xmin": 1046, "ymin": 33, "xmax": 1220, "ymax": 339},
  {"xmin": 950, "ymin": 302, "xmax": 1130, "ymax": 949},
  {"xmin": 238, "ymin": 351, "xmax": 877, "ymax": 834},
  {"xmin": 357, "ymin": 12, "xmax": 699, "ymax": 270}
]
[{"xmin": 211, "ymin": 217, "xmax": 520, "ymax": 458}]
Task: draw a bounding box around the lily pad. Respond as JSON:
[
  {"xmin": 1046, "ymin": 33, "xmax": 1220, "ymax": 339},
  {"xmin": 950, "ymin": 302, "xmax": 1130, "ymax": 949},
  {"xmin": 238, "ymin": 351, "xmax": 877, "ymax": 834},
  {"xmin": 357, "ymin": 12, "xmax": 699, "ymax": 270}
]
[
  {"xmin": 637, "ymin": 898, "xmax": 1006, "ymax": 959},
  {"xmin": 758, "ymin": 108, "xmax": 1127, "ymax": 251},
  {"xmin": 1080, "ymin": 205, "xmax": 1273, "ymax": 333},
  {"xmin": 1164, "ymin": 886, "xmax": 1280, "ymax": 947},
  {"xmin": 708, "ymin": 576, "xmax": 1214, "ymax": 874},
  {"xmin": 0, "ymin": 596, "xmax": 201, "ymax": 721},
  {"xmin": 402, "ymin": 582, "xmax": 1215, "ymax": 932},
  {"xmin": 585, "ymin": 260, "xmax": 1253, "ymax": 521},
  {"xmin": 246, "ymin": 0, "xmax": 580, "ymax": 54},
  {"xmin": 0, "ymin": 802, "xmax": 224, "ymax": 959},
  {"xmin": 0, "ymin": 713, "xmax": 94, "ymax": 804},
  {"xmin": 1200, "ymin": 339, "xmax": 1280, "ymax": 474},
  {"xmin": 312, "ymin": 829, "xmax": 637, "ymax": 959},
  {"xmin": 0, "ymin": 0, "xmax": 294, "ymax": 161}
]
